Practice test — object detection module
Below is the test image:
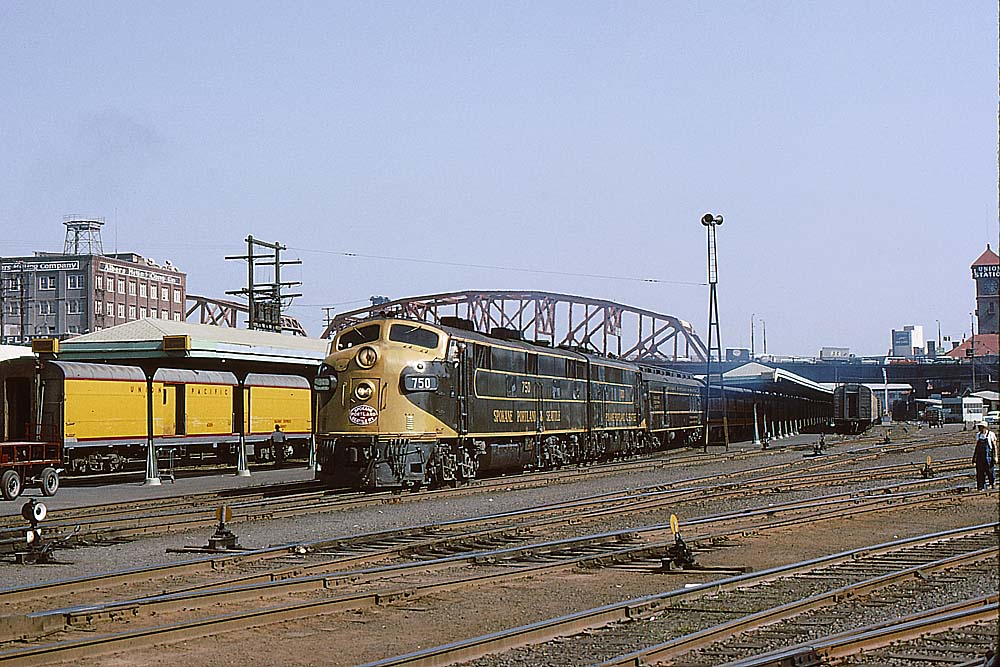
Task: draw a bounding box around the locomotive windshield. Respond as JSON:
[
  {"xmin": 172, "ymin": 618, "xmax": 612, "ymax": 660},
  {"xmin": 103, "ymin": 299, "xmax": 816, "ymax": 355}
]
[
  {"xmin": 336, "ymin": 324, "xmax": 381, "ymax": 350},
  {"xmin": 389, "ymin": 324, "xmax": 440, "ymax": 349}
]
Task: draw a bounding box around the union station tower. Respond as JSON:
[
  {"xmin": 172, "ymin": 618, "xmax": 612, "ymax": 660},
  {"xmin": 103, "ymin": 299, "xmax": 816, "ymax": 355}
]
[{"xmin": 947, "ymin": 244, "xmax": 999, "ymax": 358}]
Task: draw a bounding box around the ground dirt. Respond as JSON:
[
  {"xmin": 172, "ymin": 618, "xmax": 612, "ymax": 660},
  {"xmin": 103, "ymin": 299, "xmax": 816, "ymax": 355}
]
[{"xmin": 66, "ymin": 490, "xmax": 998, "ymax": 667}]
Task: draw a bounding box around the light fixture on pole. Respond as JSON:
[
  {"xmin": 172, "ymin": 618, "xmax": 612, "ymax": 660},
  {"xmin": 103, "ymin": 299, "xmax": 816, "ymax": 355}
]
[{"xmin": 701, "ymin": 212, "xmax": 729, "ymax": 451}]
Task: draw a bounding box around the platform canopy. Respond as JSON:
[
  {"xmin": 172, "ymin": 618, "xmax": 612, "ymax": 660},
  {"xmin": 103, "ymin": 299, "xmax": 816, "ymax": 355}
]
[
  {"xmin": 718, "ymin": 362, "xmax": 834, "ymax": 400},
  {"xmin": 54, "ymin": 318, "xmax": 330, "ymax": 365},
  {"xmin": 0, "ymin": 344, "xmax": 33, "ymax": 362}
]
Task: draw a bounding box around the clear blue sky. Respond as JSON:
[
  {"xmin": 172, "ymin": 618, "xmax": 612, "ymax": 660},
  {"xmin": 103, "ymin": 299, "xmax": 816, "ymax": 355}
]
[{"xmin": 1, "ymin": 1, "xmax": 996, "ymax": 355}]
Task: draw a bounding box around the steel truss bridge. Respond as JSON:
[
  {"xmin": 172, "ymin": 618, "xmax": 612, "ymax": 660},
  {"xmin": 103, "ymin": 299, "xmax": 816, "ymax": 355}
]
[
  {"xmin": 319, "ymin": 290, "xmax": 708, "ymax": 362},
  {"xmin": 185, "ymin": 294, "xmax": 308, "ymax": 337}
]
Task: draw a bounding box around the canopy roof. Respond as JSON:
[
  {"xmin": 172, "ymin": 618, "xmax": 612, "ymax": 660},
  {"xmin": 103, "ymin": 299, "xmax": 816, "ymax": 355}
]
[{"xmin": 57, "ymin": 319, "xmax": 329, "ymax": 365}]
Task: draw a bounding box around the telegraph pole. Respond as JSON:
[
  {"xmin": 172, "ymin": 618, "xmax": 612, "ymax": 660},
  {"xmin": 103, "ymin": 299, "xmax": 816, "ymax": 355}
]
[
  {"xmin": 701, "ymin": 213, "xmax": 729, "ymax": 451},
  {"xmin": 226, "ymin": 236, "xmax": 302, "ymax": 332},
  {"xmin": 225, "ymin": 236, "xmax": 302, "ymax": 478}
]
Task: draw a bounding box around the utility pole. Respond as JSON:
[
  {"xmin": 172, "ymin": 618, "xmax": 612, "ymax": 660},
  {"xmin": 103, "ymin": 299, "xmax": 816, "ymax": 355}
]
[
  {"xmin": 225, "ymin": 236, "xmax": 302, "ymax": 332},
  {"xmin": 970, "ymin": 312, "xmax": 976, "ymax": 391},
  {"xmin": 750, "ymin": 312, "xmax": 755, "ymax": 359},
  {"xmin": 761, "ymin": 318, "xmax": 767, "ymax": 356},
  {"xmin": 701, "ymin": 212, "xmax": 729, "ymax": 452},
  {"xmin": 322, "ymin": 307, "xmax": 336, "ymax": 330}
]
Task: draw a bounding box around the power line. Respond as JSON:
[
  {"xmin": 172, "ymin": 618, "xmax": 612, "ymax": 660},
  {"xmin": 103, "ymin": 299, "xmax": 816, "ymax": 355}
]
[
  {"xmin": 0, "ymin": 238, "xmax": 704, "ymax": 286},
  {"xmin": 285, "ymin": 246, "xmax": 705, "ymax": 286}
]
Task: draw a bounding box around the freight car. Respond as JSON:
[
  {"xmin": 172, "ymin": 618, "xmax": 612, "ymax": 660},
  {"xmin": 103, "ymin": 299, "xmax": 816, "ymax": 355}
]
[
  {"xmin": 832, "ymin": 383, "xmax": 881, "ymax": 434},
  {"xmin": 30, "ymin": 362, "xmax": 312, "ymax": 474},
  {"xmin": 313, "ymin": 317, "xmax": 703, "ymax": 490}
]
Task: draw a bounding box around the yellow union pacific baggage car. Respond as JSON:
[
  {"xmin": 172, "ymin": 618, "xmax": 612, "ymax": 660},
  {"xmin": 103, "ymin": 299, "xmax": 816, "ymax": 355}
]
[{"xmin": 37, "ymin": 362, "xmax": 311, "ymax": 473}]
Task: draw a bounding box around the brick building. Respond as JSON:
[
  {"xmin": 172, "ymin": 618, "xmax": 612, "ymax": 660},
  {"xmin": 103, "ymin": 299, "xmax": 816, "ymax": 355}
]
[{"xmin": 1, "ymin": 219, "xmax": 186, "ymax": 343}]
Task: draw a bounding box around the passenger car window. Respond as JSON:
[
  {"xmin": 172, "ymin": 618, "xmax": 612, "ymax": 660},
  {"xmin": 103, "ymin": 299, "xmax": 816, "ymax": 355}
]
[{"xmin": 337, "ymin": 324, "xmax": 381, "ymax": 350}]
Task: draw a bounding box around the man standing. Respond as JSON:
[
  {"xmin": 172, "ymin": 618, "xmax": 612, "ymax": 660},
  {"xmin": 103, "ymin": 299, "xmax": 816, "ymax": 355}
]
[
  {"xmin": 972, "ymin": 421, "xmax": 997, "ymax": 490},
  {"xmin": 270, "ymin": 424, "xmax": 286, "ymax": 467}
]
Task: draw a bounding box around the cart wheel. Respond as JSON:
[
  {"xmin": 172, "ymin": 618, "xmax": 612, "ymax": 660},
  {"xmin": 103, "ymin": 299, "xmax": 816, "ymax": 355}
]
[
  {"xmin": 2, "ymin": 470, "xmax": 22, "ymax": 501},
  {"xmin": 40, "ymin": 468, "xmax": 59, "ymax": 497}
]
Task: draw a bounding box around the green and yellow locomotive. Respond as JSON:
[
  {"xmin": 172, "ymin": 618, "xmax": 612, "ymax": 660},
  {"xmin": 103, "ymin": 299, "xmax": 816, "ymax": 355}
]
[{"xmin": 314, "ymin": 317, "xmax": 703, "ymax": 490}]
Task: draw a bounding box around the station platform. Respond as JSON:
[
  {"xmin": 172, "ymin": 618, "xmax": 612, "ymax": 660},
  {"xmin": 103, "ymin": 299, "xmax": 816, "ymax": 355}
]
[
  {"xmin": 1, "ymin": 464, "xmax": 317, "ymax": 516},
  {"xmin": 0, "ymin": 425, "xmax": 886, "ymax": 517}
]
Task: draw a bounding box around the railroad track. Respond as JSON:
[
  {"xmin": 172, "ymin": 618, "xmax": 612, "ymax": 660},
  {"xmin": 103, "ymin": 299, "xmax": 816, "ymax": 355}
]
[
  {"xmin": 0, "ymin": 480, "xmax": 987, "ymax": 666},
  {"xmin": 356, "ymin": 525, "xmax": 998, "ymax": 667},
  {"xmin": 0, "ymin": 445, "xmax": 973, "ymax": 611},
  {"xmin": 723, "ymin": 598, "xmax": 997, "ymax": 666},
  {"xmin": 0, "ymin": 427, "xmax": 972, "ymax": 553}
]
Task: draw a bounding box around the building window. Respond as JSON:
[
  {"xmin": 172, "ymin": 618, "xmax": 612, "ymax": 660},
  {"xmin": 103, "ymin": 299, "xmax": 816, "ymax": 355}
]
[
  {"xmin": 117, "ymin": 279, "xmax": 125, "ymax": 295},
  {"xmin": 173, "ymin": 312, "xmax": 181, "ymax": 321},
  {"xmin": 161, "ymin": 287, "xmax": 169, "ymax": 301},
  {"xmin": 95, "ymin": 275, "xmax": 103, "ymax": 290},
  {"xmin": 68, "ymin": 274, "xmax": 83, "ymax": 290},
  {"xmin": 139, "ymin": 306, "xmax": 146, "ymax": 318},
  {"xmin": 118, "ymin": 304, "xmax": 125, "ymax": 319},
  {"xmin": 38, "ymin": 301, "xmax": 54, "ymax": 315},
  {"xmin": 161, "ymin": 309, "xmax": 168, "ymax": 319},
  {"xmin": 148, "ymin": 309, "xmax": 156, "ymax": 319},
  {"xmin": 127, "ymin": 305, "xmax": 136, "ymax": 319},
  {"xmin": 67, "ymin": 300, "xmax": 82, "ymax": 314},
  {"xmin": 106, "ymin": 301, "xmax": 114, "ymax": 317},
  {"xmin": 139, "ymin": 283, "xmax": 147, "ymax": 298},
  {"xmin": 39, "ymin": 276, "xmax": 56, "ymax": 290},
  {"xmin": 95, "ymin": 301, "xmax": 103, "ymax": 315},
  {"xmin": 128, "ymin": 281, "xmax": 137, "ymax": 296},
  {"xmin": 173, "ymin": 289, "xmax": 181, "ymax": 304},
  {"xmin": 67, "ymin": 325, "xmax": 79, "ymax": 334}
]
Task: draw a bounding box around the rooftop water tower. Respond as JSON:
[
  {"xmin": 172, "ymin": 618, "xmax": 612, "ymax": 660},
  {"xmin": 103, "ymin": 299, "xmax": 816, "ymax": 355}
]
[{"xmin": 62, "ymin": 216, "xmax": 105, "ymax": 255}]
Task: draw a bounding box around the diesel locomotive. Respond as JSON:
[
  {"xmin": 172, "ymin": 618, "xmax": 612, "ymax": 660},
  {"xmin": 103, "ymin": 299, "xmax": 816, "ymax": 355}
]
[{"xmin": 314, "ymin": 317, "xmax": 703, "ymax": 490}]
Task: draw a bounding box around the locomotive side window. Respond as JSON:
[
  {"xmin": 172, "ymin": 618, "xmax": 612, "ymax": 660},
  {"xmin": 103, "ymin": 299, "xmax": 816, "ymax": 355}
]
[
  {"xmin": 526, "ymin": 353, "xmax": 538, "ymax": 375},
  {"xmin": 337, "ymin": 324, "xmax": 381, "ymax": 350},
  {"xmin": 539, "ymin": 355, "xmax": 563, "ymax": 376},
  {"xmin": 389, "ymin": 324, "xmax": 440, "ymax": 349},
  {"xmin": 491, "ymin": 347, "xmax": 524, "ymax": 373},
  {"xmin": 474, "ymin": 344, "xmax": 490, "ymax": 369}
]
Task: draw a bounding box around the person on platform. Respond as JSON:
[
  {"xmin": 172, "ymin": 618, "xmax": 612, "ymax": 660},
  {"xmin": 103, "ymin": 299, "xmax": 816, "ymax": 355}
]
[
  {"xmin": 972, "ymin": 421, "xmax": 997, "ymax": 490},
  {"xmin": 270, "ymin": 424, "xmax": 287, "ymax": 467}
]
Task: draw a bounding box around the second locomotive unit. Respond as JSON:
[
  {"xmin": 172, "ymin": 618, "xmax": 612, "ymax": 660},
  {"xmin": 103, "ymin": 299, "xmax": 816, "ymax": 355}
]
[{"xmin": 314, "ymin": 317, "xmax": 702, "ymax": 489}]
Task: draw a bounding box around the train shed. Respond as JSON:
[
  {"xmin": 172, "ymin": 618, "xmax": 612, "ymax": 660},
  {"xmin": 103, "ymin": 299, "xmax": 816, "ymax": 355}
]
[{"xmin": 719, "ymin": 362, "xmax": 834, "ymax": 442}]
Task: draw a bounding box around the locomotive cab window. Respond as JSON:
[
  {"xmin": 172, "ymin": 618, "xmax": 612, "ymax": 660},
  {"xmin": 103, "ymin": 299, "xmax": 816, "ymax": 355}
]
[
  {"xmin": 337, "ymin": 324, "xmax": 381, "ymax": 350},
  {"xmin": 389, "ymin": 324, "xmax": 439, "ymax": 349}
]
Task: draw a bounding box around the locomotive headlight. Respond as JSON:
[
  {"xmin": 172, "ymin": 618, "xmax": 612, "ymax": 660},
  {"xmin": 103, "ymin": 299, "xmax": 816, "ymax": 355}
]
[
  {"xmin": 355, "ymin": 346, "xmax": 378, "ymax": 369},
  {"xmin": 354, "ymin": 381, "xmax": 374, "ymax": 401}
]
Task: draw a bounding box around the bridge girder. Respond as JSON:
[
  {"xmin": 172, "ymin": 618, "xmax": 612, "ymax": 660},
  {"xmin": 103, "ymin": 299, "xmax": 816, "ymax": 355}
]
[
  {"xmin": 320, "ymin": 290, "xmax": 707, "ymax": 362},
  {"xmin": 185, "ymin": 294, "xmax": 308, "ymax": 337}
]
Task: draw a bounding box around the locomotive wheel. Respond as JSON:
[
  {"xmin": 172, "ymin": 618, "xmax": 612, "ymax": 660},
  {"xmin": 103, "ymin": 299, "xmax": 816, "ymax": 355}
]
[
  {"xmin": 40, "ymin": 468, "xmax": 59, "ymax": 497},
  {"xmin": 1, "ymin": 470, "xmax": 22, "ymax": 501}
]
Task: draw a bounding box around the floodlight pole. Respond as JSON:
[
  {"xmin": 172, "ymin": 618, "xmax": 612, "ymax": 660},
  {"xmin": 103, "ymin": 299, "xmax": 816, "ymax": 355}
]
[{"xmin": 701, "ymin": 213, "xmax": 729, "ymax": 452}]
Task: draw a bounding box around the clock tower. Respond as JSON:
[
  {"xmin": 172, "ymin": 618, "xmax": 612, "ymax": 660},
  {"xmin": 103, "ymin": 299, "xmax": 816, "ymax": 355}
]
[{"xmin": 972, "ymin": 244, "xmax": 1000, "ymax": 335}]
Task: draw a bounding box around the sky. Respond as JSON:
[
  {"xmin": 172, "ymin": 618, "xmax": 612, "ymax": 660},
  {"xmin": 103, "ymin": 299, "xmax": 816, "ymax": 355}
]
[{"xmin": 0, "ymin": 1, "xmax": 996, "ymax": 356}]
